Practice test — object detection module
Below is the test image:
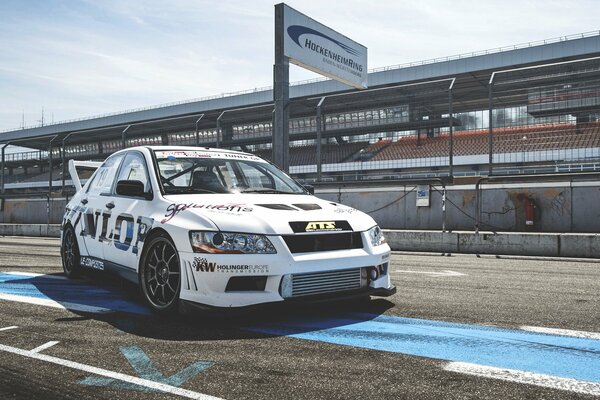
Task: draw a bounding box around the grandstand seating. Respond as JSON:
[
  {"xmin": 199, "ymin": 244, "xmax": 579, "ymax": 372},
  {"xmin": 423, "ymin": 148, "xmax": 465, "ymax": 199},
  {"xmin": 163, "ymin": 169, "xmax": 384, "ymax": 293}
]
[
  {"xmin": 251, "ymin": 142, "xmax": 369, "ymax": 166},
  {"xmin": 372, "ymin": 122, "xmax": 600, "ymax": 161},
  {"xmin": 247, "ymin": 124, "xmax": 600, "ymax": 166}
]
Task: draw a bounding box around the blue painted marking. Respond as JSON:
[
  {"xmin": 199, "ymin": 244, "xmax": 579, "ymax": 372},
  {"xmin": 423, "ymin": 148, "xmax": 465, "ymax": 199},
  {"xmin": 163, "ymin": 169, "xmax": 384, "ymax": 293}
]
[
  {"xmin": 79, "ymin": 346, "xmax": 213, "ymax": 392},
  {"xmin": 246, "ymin": 313, "xmax": 600, "ymax": 383},
  {"xmin": 0, "ymin": 273, "xmax": 150, "ymax": 315}
]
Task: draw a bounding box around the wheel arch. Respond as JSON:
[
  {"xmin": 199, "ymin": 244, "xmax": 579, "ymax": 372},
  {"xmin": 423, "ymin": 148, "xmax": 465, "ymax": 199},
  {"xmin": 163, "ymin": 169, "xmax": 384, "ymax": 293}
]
[{"xmin": 137, "ymin": 226, "xmax": 175, "ymax": 276}]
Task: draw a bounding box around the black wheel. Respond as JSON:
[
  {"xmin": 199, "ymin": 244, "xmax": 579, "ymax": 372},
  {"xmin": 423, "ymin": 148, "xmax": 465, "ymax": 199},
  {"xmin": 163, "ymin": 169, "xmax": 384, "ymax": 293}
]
[
  {"xmin": 61, "ymin": 225, "xmax": 81, "ymax": 278},
  {"xmin": 139, "ymin": 233, "xmax": 181, "ymax": 315}
]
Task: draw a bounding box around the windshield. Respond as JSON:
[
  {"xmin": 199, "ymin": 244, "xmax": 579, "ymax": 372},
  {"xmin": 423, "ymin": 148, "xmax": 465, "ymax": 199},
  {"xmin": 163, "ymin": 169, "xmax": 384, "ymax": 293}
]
[{"xmin": 154, "ymin": 150, "xmax": 307, "ymax": 195}]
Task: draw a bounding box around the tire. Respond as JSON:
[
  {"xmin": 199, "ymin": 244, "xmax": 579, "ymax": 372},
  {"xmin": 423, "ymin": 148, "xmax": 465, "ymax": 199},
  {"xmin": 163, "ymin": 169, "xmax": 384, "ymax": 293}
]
[
  {"xmin": 139, "ymin": 233, "xmax": 181, "ymax": 315},
  {"xmin": 61, "ymin": 225, "xmax": 81, "ymax": 278}
]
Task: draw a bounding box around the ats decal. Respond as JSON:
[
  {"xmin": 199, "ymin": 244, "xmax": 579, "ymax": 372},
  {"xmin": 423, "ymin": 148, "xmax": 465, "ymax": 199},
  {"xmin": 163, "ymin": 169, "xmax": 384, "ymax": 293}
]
[
  {"xmin": 193, "ymin": 257, "xmax": 269, "ymax": 274},
  {"xmin": 289, "ymin": 220, "xmax": 352, "ymax": 233},
  {"xmin": 161, "ymin": 203, "xmax": 253, "ymax": 224}
]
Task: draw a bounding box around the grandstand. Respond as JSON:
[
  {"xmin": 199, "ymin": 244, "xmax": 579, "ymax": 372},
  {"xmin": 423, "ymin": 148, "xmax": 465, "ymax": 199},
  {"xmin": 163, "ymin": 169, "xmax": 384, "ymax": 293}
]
[{"xmin": 1, "ymin": 31, "xmax": 600, "ymax": 192}]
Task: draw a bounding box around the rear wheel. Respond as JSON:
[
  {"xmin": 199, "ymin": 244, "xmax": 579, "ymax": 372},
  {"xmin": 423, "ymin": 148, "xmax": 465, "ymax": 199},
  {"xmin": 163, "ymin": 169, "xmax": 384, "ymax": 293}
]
[
  {"xmin": 139, "ymin": 233, "xmax": 181, "ymax": 315},
  {"xmin": 61, "ymin": 226, "xmax": 81, "ymax": 278}
]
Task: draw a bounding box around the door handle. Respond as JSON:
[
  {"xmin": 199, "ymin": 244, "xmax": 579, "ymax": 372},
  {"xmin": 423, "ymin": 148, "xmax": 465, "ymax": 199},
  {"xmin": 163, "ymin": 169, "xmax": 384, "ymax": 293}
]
[
  {"xmin": 105, "ymin": 202, "xmax": 115, "ymax": 209},
  {"xmin": 80, "ymin": 198, "xmax": 88, "ymax": 204}
]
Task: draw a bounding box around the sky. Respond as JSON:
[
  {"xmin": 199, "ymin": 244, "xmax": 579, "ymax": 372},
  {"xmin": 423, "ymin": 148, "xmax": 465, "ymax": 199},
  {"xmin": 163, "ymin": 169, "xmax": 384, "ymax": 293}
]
[{"xmin": 0, "ymin": 0, "xmax": 598, "ymax": 134}]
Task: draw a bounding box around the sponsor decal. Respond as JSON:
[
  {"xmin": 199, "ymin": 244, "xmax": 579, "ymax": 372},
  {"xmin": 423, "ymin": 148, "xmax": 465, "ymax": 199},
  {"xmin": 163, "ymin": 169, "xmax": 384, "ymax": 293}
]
[
  {"xmin": 81, "ymin": 256, "xmax": 105, "ymax": 270},
  {"xmin": 155, "ymin": 150, "xmax": 263, "ymax": 162},
  {"xmin": 333, "ymin": 207, "xmax": 358, "ymax": 214},
  {"xmin": 381, "ymin": 253, "xmax": 390, "ymax": 261},
  {"xmin": 289, "ymin": 220, "xmax": 352, "ymax": 233},
  {"xmin": 161, "ymin": 203, "xmax": 253, "ymax": 224},
  {"xmin": 65, "ymin": 204, "xmax": 154, "ymax": 255},
  {"xmin": 306, "ymin": 221, "xmax": 336, "ymax": 231},
  {"xmin": 193, "ymin": 257, "xmax": 269, "ymax": 274}
]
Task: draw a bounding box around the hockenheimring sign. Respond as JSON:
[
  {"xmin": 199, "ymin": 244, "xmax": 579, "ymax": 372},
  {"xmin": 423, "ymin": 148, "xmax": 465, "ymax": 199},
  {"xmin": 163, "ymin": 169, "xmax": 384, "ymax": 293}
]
[{"xmin": 282, "ymin": 4, "xmax": 368, "ymax": 89}]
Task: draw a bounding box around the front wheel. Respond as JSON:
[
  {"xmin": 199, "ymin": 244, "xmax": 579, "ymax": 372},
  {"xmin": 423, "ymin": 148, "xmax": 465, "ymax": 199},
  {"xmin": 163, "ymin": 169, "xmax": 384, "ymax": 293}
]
[
  {"xmin": 61, "ymin": 226, "xmax": 81, "ymax": 278},
  {"xmin": 139, "ymin": 233, "xmax": 181, "ymax": 315}
]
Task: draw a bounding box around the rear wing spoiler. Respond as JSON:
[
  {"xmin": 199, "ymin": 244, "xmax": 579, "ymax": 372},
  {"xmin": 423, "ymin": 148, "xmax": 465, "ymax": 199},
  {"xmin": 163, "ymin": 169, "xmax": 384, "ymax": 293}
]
[{"xmin": 68, "ymin": 159, "xmax": 102, "ymax": 192}]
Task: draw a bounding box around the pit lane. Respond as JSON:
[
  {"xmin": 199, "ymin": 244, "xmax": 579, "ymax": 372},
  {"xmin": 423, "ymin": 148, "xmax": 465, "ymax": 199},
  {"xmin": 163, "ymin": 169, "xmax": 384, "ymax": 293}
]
[{"xmin": 0, "ymin": 236, "xmax": 599, "ymax": 400}]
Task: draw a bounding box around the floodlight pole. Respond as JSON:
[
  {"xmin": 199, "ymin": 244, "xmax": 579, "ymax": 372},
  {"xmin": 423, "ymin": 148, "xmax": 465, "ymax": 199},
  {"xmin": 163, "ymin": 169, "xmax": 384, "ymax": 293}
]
[
  {"xmin": 195, "ymin": 114, "xmax": 204, "ymax": 146},
  {"xmin": 273, "ymin": 3, "xmax": 290, "ymax": 172},
  {"xmin": 448, "ymin": 78, "xmax": 455, "ymax": 178},
  {"xmin": 216, "ymin": 111, "xmax": 226, "ymax": 148},
  {"xmin": 316, "ymin": 97, "xmax": 326, "ymax": 182},
  {"xmin": 121, "ymin": 125, "xmax": 131, "ymax": 149},
  {"xmin": 48, "ymin": 135, "xmax": 59, "ymax": 200},
  {"xmin": 61, "ymin": 133, "xmax": 74, "ymax": 194},
  {"xmin": 488, "ymin": 73, "xmax": 495, "ymax": 176},
  {"xmin": 1, "ymin": 143, "xmax": 11, "ymax": 194}
]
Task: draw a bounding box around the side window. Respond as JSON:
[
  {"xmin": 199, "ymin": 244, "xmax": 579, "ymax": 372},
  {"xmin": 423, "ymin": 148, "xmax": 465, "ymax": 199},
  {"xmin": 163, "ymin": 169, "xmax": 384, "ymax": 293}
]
[
  {"xmin": 115, "ymin": 152, "xmax": 151, "ymax": 193},
  {"xmin": 86, "ymin": 154, "xmax": 124, "ymax": 196}
]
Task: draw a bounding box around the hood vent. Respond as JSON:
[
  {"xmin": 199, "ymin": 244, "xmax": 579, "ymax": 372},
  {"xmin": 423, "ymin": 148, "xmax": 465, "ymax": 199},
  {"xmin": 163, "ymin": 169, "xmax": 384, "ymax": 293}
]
[
  {"xmin": 256, "ymin": 204, "xmax": 298, "ymax": 211},
  {"xmin": 293, "ymin": 203, "xmax": 322, "ymax": 211}
]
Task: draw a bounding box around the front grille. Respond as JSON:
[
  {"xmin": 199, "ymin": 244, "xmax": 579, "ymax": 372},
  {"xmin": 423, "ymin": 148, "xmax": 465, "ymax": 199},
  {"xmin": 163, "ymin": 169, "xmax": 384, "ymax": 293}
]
[
  {"xmin": 282, "ymin": 232, "xmax": 363, "ymax": 253},
  {"xmin": 289, "ymin": 268, "xmax": 363, "ymax": 297}
]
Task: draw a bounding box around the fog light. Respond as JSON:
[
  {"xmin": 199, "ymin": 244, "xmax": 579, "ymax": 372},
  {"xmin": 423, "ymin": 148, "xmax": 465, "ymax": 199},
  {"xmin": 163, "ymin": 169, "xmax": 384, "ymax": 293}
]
[
  {"xmin": 280, "ymin": 275, "xmax": 293, "ymax": 298},
  {"xmin": 369, "ymin": 267, "xmax": 380, "ymax": 280}
]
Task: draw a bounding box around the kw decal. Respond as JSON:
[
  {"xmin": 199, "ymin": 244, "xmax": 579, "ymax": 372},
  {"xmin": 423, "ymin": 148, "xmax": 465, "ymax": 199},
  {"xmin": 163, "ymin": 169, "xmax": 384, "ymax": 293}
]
[
  {"xmin": 193, "ymin": 258, "xmax": 217, "ymax": 272},
  {"xmin": 193, "ymin": 257, "xmax": 269, "ymax": 274}
]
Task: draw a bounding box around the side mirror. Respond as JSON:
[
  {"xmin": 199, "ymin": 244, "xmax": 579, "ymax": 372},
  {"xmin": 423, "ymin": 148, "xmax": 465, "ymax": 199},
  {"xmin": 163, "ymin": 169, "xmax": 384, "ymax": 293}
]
[
  {"xmin": 303, "ymin": 184, "xmax": 315, "ymax": 195},
  {"xmin": 116, "ymin": 180, "xmax": 152, "ymax": 200}
]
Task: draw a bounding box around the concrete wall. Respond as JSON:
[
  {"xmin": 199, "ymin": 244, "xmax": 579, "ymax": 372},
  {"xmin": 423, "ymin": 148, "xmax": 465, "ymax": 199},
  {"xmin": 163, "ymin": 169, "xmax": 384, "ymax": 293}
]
[
  {"xmin": 0, "ymin": 197, "xmax": 67, "ymax": 224},
  {"xmin": 2, "ymin": 180, "xmax": 600, "ymax": 232},
  {"xmin": 316, "ymin": 181, "xmax": 600, "ymax": 233},
  {"xmin": 385, "ymin": 230, "xmax": 600, "ymax": 258},
  {"xmin": 0, "ymin": 224, "xmax": 61, "ymax": 238}
]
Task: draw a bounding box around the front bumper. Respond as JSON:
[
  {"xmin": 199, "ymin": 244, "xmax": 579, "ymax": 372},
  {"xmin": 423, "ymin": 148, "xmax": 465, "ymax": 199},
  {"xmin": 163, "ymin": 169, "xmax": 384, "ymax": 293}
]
[
  {"xmin": 178, "ymin": 240, "xmax": 393, "ymax": 308},
  {"xmin": 181, "ymin": 285, "xmax": 397, "ymax": 313}
]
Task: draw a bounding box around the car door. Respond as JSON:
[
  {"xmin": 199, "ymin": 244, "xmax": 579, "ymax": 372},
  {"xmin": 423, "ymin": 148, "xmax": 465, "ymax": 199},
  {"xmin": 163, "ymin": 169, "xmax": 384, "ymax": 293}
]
[
  {"xmin": 102, "ymin": 150, "xmax": 155, "ymax": 274},
  {"xmin": 77, "ymin": 153, "xmax": 125, "ymax": 266}
]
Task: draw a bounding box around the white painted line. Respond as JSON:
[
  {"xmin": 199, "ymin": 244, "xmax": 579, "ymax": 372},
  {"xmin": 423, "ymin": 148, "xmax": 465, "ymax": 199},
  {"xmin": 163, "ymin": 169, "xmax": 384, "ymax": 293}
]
[
  {"xmin": 520, "ymin": 326, "xmax": 600, "ymax": 340},
  {"xmin": 0, "ymin": 293, "xmax": 111, "ymax": 314},
  {"xmin": 30, "ymin": 341, "xmax": 60, "ymax": 354},
  {"xmin": 0, "ymin": 326, "xmax": 18, "ymax": 332},
  {"xmin": 0, "ymin": 342, "xmax": 222, "ymax": 399},
  {"xmin": 444, "ymin": 362, "xmax": 600, "ymax": 396},
  {"xmin": 5, "ymin": 271, "xmax": 69, "ymax": 280},
  {"xmin": 391, "ymin": 270, "xmax": 466, "ymax": 277}
]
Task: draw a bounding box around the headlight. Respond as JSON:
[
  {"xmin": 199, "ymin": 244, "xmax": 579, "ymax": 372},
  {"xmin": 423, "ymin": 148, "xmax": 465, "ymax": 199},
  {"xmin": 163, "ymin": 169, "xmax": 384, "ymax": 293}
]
[
  {"xmin": 367, "ymin": 225, "xmax": 386, "ymax": 247},
  {"xmin": 190, "ymin": 231, "xmax": 276, "ymax": 254}
]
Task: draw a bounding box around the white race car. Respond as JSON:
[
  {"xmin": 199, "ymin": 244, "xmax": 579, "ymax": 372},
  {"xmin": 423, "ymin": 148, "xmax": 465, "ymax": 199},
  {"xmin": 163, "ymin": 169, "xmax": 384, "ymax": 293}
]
[{"xmin": 61, "ymin": 146, "xmax": 395, "ymax": 314}]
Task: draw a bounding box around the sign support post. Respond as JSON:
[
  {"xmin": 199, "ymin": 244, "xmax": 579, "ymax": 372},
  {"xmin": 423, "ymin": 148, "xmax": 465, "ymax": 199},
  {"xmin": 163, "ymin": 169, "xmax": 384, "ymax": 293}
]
[{"xmin": 273, "ymin": 3, "xmax": 290, "ymax": 172}]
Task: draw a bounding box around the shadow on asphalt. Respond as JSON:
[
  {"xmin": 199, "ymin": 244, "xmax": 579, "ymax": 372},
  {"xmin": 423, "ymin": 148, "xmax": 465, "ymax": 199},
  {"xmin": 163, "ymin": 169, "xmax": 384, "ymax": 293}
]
[{"xmin": 0, "ymin": 270, "xmax": 394, "ymax": 342}]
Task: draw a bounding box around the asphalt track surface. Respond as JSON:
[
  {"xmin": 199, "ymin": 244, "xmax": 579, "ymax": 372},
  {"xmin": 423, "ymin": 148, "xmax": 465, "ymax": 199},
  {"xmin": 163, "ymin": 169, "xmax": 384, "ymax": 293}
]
[{"xmin": 0, "ymin": 236, "xmax": 599, "ymax": 399}]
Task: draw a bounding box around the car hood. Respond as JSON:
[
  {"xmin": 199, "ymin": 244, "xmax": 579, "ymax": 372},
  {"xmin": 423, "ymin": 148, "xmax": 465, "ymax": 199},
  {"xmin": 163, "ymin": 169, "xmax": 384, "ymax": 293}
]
[{"xmin": 160, "ymin": 193, "xmax": 376, "ymax": 235}]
